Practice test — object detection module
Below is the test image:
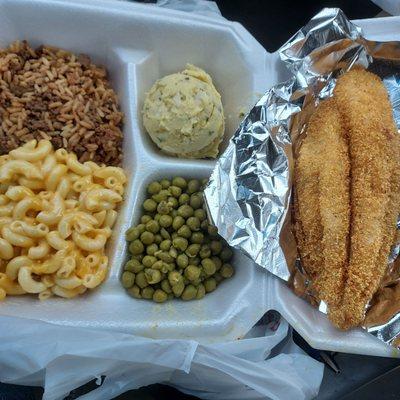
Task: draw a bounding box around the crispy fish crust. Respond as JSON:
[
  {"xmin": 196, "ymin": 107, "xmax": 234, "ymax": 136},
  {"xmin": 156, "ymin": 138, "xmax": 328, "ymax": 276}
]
[
  {"xmin": 331, "ymin": 69, "xmax": 400, "ymax": 329},
  {"xmin": 294, "ymin": 98, "xmax": 350, "ymax": 307},
  {"xmin": 295, "ymin": 69, "xmax": 400, "ymax": 330}
]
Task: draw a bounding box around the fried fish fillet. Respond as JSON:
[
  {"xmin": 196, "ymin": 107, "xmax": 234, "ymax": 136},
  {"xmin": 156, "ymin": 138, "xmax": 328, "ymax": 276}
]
[
  {"xmin": 330, "ymin": 69, "xmax": 400, "ymax": 329},
  {"xmin": 294, "ymin": 69, "xmax": 400, "ymax": 330},
  {"xmin": 294, "ymin": 98, "xmax": 350, "ymax": 307}
]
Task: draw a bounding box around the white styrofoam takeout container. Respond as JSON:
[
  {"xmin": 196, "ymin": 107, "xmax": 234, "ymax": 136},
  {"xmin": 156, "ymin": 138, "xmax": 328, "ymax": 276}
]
[
  {"xmin": 0, "ymin": 0, "xmax": 399, "ymax": 356},
  {"xmin": 0, "ymin": 0, "xmax": 274, "ymax": 343}
]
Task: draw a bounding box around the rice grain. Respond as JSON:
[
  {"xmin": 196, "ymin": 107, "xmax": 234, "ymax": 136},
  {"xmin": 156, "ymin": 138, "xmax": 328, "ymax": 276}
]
[{"xmin": 0, "ymin": 40, "xmax": 123, "ymax": 165}]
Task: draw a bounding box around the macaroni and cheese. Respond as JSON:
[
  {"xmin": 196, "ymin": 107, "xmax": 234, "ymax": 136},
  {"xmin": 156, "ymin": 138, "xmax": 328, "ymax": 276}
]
[{"xmin": 0, "ymin": 140, "xmax": 126, "ymax": 300}]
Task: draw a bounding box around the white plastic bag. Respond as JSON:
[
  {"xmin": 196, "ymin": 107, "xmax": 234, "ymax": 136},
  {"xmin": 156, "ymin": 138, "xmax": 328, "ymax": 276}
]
[{"xmin": 0, "ymin": 315, "xmax": 323, "ymax": 400}]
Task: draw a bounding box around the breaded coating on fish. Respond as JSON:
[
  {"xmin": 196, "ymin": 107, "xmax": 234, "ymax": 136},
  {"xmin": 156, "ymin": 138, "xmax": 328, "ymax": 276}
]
[
  {"xmin": 331, "ymin": 69, "xmax": 400, "ymax": 329},
  {"xmin": 294, "ymin": 99, "xmax": 350, "ymax": 308}
]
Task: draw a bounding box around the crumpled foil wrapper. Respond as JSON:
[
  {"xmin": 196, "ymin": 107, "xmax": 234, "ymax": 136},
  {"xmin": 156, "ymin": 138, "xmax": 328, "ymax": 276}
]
[{"xmin": 204, "ymin": 7, "xmax": 400, "ymax": 348}]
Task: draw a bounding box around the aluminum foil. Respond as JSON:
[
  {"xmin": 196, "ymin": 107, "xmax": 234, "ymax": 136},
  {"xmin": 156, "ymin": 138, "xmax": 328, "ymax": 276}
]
[{"xmin": 204, "ymin": 7, "xmax": 400, "ymax": 348}]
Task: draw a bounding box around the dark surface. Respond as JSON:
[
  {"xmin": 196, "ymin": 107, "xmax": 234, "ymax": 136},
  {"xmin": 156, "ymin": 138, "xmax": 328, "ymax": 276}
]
[
  {"xmin": 339, "ymin": 365, "xmax": 400, "ymax": 400},
  {"xmin": 216, "ymin": 0, "xmax": 381, "ymax": 52},
  {"xmin": 3, "ymin": 1, "xmax": 400, "ymax": 400}
]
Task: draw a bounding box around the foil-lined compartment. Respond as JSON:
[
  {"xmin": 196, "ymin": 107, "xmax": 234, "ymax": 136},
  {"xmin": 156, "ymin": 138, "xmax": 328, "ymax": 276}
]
[{"xmin": 204, "ymin": 7, "xmax": 400, "ymax": 348}]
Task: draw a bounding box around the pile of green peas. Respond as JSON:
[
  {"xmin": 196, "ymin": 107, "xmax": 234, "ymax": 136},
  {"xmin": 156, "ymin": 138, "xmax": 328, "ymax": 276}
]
[{"xmin": 121, "ymin": 177, "xmax": 234, "ymax": 303}]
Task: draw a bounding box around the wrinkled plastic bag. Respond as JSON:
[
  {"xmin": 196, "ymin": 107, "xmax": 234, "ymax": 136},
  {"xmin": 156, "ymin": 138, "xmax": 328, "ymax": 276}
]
[{"xmin": 0, "ymin": 315, "xmax": 323, "ymax": 400}]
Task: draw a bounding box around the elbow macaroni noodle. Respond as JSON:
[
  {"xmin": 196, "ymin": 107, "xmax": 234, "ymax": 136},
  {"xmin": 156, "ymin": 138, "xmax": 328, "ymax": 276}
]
[{"xmin": 0, "ymin": 140, "xmax": 126, "ymax": 300}]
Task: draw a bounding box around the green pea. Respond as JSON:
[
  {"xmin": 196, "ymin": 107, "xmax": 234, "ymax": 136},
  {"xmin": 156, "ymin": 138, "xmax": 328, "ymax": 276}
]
[
  {"xmin": 152, "ymin": 189, "xmax": 170, "ymax": 203},
  {"xmin": 161, "ymin": 279, "xmax": 172, "ymax": 294},
  {"xmin": 132, "ymin": 254, "xmax": 144, "ymax": 262},
  {"xmin": 184, "ymin": 265, "xmax": 201, "ymax": 281},
  {"xmin": 157, "ymin": 251, "xmax": 174, "ymax": 263},
  {"xmin": 171, "ymin": 209, "xmax": 178, "ymax": 218},
  {"xmin": 207, "ymin": 225, "xmax": 218, "ymax": 237},
  {"xmin": 200, "ymin": 220, "xmax": 209, "ymax": 231},
  {"xmin": 214, "ymin": 272, "xmax": 224, "ymax": 284},
  {"xmin": 199, "ymin": 245, "xmax": 211, "ymax": 259},
  {"xmin": 204, "ymin": 277, "xmax": 217, "ymax": 293},
  {"xmin": 160, "ymin": 179, "xmax": 171, "ymax": 189},
  {"xmin": 143, "ymin": 199, "xmax": 157, "ymax": 212},
  {"xmin": 168, "ymin": 270, "xmax": 183, "ymax": 286},
  {"xmin": 160, "ymin": 227, "xmax": 171, "ymax": 240},
  {"xmin": 177, "ymin": 225, "xmax": 191, "ymax": 239},
  {"xmin": 177, "ymin": 205, "xmax": 194, "ymax": 218},
  {"xmin": 172, "ymin": 177, "xmax": 187, "ymax": 189},
  {"xmin": 172, "ymin": 216, "xmax": 185, "ymax": 231},
  {"xmin": 196, "ymin": 283, "xmax": 206, "ymax": 299},
  {"xmin": 169, "ymin": 247, "xmax": 178, "ymax": 258},
  {"xmin": 181, "ymin": 284, "xmax": 197, "ymax": 301},
  {"xmin": 176, "ymin": 253, "xmax": 189, "ymax": 269},
  {"xmin": 178, "ymin": 193, "xmax": 190, "ymax": 205},
  {"xmin": 137, "ymin": 224, "xmax": 146, "ymax": 234},
  {"xmin": 159, "ymin": 214, "xmax": 173, "ymax": 228},
  {"xmin": 168, "ymin": 196, "xmax": 179, "ymax": 209},
  {"xmin": 157, "ymin": 200, "xmax": 172, "ymax": 215},
  {"xmin": 146, "ymin": 220, "xmax": 160, "ymax": 234},
  {"xmin": 164, "ymin": 263, "xmax": 175, "ymax": 272},
  {"xmin": 185, "ymin": 243, "xmax": 200, "ymax": 257},
  {"xmin": 194, "ymin": 208, "xmax": 206, "ymax": 220},
  {"xmin": 153, "ymin": 289, "xmax": 168, "ymax": 303},
  {"xmin": 152, "ymin": 260, "xmax": 164, "ymax": 270},
  {"xmin": 190, "ymin": 257, "xmax": 201, "ymax": 266},
  {"xmin": 191, "ymin": 278, "xmax": 202, "ymax": 286},
  {"xmin": 171, "ymin": 232, "xmax": 178, "ymax": 240},
  {"xmin": 201, "ymin": 178, "xmax": 208, "ymax": 186},
  {"xmin": 211, "ymin": 256, "xmax": 222, "ymax": 270},
  {"xmin": 186, "ymin": 216, "xmax": 200, "ymax": 231},
  {"xmin": 173, "ymin": 236, "xmax": 188, "ymax": 252},
  {"xmin": 187, "ymin": 179, "xmax": 201, "ymax": 194},
  {"xmin": 221, "ymin": 263, "xmax": 234, "ymax": 278},
  {"xmin": 154, "ymin": 214, "xmax": 161, "ymax": 222},
  {"xmin": 129, "ymin": 240, "xmax": 144, "ymax": 255},
  {"xmin": 126, "ymin": 227, "xmax": 140, "ymax": 241},
  {"xmin": 145, "ymin": 268, "xmax": 162, "ymax": 284},
  {"xmin": 121, "ymin": 271, "xmax": 135, "ymax": 288},
  {"xmin": 220, "ymin": 247, "xmax": 233, "ymax": 262},
  {"xmin": 141, "ymin": 215, "xmax": 152, "ymax": 224},
  {"xmin": 135, "ymin": 271, "xmax": 148, "ymax": 288},
  {"xmin": 124, "ymin": 259, "xmax": 143, "ymax": 273},
  {"xmin": 142, "ymin": 286, "xmax": 155, "ymax": 299},
  {"xmin": 210, "ymin": 240, "xmax": 223, "ymax": 255},
  {"xmin": 141, "ymin": 231, "xmax": 154, "ymax": 245},
  {"xmin": 127, "ymin": 285, "xmax": 141, "ymax": 298},
  {"xmin": 142, "ymin": 255, "xmax": 157, "ymax": 268},
  {"xmin": 147, "ymin": 181, "xmax": 162, "ymax": 195},
  {"xmin": 189, "ymin": 194, "xmax": 203, "ymax": 210},
  {"xmin": 172, "ymin": 281, "xmax": 185, "ymax": 297},
  {"xmin": 160, "ymin": 239, "xmax": 171, "ymax": 251},
  {"xmin": 169, "ymin": 185, "xmax": 182, "ymax": 198},
  {"xmin": 191, "ymin": 232, "xmax": 204, "ymax": 244},
  {"xmin": 154, "ymin": 234, "xmax": 162, "ymax": 245},
  {"xmin": 202, "ymin": 258, "xmax": 216, "ymax": 276}
]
